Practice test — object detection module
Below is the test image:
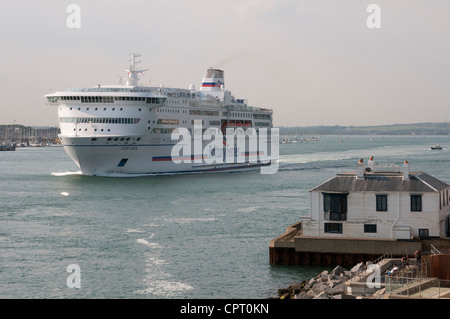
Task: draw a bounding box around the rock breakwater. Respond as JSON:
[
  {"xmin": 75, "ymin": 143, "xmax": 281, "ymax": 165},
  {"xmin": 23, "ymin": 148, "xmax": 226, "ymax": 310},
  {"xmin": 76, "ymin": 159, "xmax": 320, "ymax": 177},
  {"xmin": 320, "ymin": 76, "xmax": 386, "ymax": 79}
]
[{"xmin": 274, "ymin": 263, "xmax": 386, "ymax": 299}]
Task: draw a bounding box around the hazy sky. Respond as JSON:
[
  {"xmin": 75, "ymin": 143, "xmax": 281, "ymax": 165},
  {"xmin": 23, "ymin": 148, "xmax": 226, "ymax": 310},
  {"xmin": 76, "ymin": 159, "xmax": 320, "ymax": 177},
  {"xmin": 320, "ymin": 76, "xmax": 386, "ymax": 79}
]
[{"xmin": 1, "ymin": 0, "xmax": 449, "ymax": 127}]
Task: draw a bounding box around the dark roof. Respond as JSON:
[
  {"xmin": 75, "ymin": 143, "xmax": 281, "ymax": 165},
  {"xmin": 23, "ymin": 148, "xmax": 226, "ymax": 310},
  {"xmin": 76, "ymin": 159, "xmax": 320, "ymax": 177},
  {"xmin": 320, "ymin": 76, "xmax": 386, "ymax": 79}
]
[{"xmin": 311, "ymin": 171, "xmax": 450, "ymax": 193}]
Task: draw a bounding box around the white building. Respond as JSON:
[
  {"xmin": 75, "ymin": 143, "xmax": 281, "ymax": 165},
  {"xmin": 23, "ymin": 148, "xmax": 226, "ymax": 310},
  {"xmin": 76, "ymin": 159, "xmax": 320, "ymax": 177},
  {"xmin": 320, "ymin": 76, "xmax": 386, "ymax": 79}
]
[{"xmin": 302, "ymin": 157, "xmax": 450, "ymax": 240}]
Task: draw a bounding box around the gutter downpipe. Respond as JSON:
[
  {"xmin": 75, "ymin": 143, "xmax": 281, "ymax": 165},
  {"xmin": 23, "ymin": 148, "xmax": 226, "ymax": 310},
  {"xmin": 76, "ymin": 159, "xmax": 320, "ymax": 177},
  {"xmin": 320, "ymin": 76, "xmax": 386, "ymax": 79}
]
[{"xmin": 317, "ymin": 192, "xmax": 320, "ymax": 236}]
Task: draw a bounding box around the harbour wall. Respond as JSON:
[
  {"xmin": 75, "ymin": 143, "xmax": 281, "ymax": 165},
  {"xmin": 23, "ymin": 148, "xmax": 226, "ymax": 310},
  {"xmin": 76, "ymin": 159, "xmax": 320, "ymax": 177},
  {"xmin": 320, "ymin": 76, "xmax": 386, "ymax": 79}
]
[
  {"xmin": 269, "ymin": 247, "xmax": 382, "ymax": 268},
  {"xmin": 429, "ymin": 254, "xmax": 450, "ymax": 280},
  {"xmin": 269, "ymin": 221, "xmax": 448, "ymax": 268}
]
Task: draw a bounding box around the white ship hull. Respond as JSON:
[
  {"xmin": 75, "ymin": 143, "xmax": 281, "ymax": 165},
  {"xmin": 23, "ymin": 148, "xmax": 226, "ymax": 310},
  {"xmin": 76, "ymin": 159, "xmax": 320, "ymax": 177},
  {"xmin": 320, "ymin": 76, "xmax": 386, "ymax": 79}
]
[{"xmin": 62, "ymin": 136, "xmax": 273, "ymax": 176}]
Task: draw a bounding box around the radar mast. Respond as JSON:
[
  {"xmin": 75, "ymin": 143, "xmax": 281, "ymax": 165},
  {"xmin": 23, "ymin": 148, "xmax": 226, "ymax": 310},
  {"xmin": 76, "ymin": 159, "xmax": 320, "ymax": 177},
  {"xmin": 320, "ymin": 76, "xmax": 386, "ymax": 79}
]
[{"xmin": 125, "ymin": 53, "xmax": 148, "ymax": 86}]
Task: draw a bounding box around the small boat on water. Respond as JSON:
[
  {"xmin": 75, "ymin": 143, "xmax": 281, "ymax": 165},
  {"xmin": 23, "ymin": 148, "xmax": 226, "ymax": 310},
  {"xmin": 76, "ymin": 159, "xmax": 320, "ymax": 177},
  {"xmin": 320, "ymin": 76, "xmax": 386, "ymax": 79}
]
[{"xmin": 430, "ymin": 144, "xmax": 443, "ymax": 150}]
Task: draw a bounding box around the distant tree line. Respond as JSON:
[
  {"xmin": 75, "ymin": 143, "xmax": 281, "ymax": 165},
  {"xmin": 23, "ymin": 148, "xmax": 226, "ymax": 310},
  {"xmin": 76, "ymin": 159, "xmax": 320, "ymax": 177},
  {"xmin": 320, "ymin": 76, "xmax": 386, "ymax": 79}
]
[{"xmin": 278, "ymin": 122, "xmax": 450, "ymax": 136}]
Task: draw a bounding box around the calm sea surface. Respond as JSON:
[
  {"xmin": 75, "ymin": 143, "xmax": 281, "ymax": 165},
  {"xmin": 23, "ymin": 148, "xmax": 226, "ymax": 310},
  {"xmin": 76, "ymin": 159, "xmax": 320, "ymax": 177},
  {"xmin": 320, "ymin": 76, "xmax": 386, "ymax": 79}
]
[{"xmin": 1, "ymin": 135, "xmax": 449, "ymax": 298}]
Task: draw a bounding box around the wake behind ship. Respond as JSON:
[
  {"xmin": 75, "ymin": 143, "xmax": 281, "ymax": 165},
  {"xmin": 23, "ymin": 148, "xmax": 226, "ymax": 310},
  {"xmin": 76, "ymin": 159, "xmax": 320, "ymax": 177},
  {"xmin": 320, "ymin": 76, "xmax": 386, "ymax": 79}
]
[{"xmin": 45, "ymin": 54, "xmax": 276, "ymax": 176}]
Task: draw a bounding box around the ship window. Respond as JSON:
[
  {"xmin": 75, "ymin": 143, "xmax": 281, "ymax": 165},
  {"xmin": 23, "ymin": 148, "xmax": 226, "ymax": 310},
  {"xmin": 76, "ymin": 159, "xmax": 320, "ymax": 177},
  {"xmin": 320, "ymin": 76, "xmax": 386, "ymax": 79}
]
[
  {"xmin": 189, "ymin": 110, "xmax": 220, "ymax": 116},
  {"xmin": 411, "ymin": 195, "xmax": 422, "ymax": 211},
  {"xmin": 253, "ymin": 114, "xmax": 271, "ymax": 120},
  {"xmin": 158, "ymin": 119, "xmax": 179, "ymax": 125},
  {"xmin": 117, "ymin": 158, "xmax": 128, "ymax": 167},
  {"xmin": 59, "ymin": 117, "xmax": 140, "ymax": 124}
]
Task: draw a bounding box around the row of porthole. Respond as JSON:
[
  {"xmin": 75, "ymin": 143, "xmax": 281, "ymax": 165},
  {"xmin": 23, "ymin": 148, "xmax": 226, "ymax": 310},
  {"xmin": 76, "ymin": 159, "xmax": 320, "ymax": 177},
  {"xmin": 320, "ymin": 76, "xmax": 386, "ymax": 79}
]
[
  {"xmin": 146, "ymin": 120, "xmax": 188, "ymax": 124},
  {"xmin": 62, "ymin": 107, "xmax": 191, "ymax": 114},
  {"xmin": 89, "ymin": 137, "xmax": 142, "ymax": 142},
  {"xmin": 65, "ymin": 107, "xmax": 144, "ymax": 112},
  {"xmin": 74, "ymin": 128, "xmax": 111, "ymax": 132},
  {"xmin": 87, "ymin": 136, "xmax": 171, "ymax": 144},
  {"xmin": 107, "ymin": 137, "xmax": 142, "ymax": 142}
]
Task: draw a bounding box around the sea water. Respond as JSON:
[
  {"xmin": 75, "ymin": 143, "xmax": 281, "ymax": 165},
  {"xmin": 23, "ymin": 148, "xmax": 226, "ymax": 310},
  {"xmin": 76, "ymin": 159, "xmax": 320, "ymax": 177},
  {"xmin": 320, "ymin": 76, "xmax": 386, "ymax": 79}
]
[{"xmin": 0, "ymin": 135, "xmax": 448, "ymax": 298}]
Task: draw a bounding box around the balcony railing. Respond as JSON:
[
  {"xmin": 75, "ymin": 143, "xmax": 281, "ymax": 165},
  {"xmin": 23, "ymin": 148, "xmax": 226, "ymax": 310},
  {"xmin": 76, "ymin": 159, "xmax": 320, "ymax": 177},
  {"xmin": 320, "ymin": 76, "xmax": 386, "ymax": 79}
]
[
  {"xmin": 386, "ymin": 277, "xmax": 450, "ymax": 299},
  {"xmin": 431, "ymin": 244, "xmax": 450, "ymax": 255},
  {"xmin": 324, "ymin": 211, "xmax": 347, "ymax": 221}
]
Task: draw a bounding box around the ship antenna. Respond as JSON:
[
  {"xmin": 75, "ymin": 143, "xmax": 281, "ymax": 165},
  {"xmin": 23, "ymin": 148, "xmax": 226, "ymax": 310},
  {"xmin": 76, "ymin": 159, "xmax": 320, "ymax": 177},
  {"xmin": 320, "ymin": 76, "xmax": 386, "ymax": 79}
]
[{"xmin": 125, "ymin": 53, "xmax": 148, "ymax": 86}]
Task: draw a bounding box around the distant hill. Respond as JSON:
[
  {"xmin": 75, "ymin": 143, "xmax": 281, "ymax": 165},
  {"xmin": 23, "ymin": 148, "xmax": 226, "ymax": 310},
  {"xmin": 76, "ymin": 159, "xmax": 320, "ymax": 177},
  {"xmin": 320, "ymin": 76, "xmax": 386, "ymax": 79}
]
[{"xmin": 278, "ymin": 122, "xmax": 450, "ymax": 136}]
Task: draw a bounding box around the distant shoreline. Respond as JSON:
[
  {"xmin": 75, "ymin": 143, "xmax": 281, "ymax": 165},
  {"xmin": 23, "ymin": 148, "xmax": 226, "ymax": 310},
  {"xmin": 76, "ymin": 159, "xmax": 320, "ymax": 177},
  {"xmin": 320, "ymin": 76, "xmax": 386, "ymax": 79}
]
[
  {"xmin": 278, "ymin": 122, "xmax": 450, "ymax": 136},
  {"xmin": 2, "ymin": 122, "xmax": 450, "ymax": 137}
]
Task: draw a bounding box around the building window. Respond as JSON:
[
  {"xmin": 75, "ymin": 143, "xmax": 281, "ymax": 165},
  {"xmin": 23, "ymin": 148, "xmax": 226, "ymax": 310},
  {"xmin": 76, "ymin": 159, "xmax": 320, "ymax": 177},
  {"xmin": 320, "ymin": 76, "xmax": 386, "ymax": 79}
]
[
  {"xmin": 364, "ymin": 224, "xmax": 377, "ymax": 233},
  {"xmin": 324, "ymin": 223, "xmax": 342, "ymax": 234},
  {"xmin": 411, "ymin": 194, "xmax": 422, "ymax": 211},
  {"xmin": 323, "ymin": 193, "xmax": 347, "ymax": 213},
  {"xmin": 418, "ymin": 229, "xmax": 429, "ymax": 238},
  {"xmin": 376, "ymin": 194, "xmax": 387, "ymax": 211},
  {"xmin": 323, "ymin": 193, "xmax": 347, "ymax": 221}
]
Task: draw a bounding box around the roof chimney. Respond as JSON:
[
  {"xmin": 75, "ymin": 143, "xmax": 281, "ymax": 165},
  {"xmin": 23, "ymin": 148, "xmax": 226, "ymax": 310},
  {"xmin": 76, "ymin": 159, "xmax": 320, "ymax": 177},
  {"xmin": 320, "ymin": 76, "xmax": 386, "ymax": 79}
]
[
  {"xmin": 367, "ymin": 156, "xmax": 375, "ymax": 172},
  {"xmin": 403, "ymin": 161, "xmax": 410, "ymax": 180},
  {"xmin": 356, "ymin": 158, "xmax": 365, "ymax": 179}
]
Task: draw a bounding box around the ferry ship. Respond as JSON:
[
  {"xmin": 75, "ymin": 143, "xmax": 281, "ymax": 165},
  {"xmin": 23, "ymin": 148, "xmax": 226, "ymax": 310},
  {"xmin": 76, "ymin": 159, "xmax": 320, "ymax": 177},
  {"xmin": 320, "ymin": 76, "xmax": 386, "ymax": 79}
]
[{"xmin": 45, "ymin": 54, "xmax": 277, "ymax": 176}]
